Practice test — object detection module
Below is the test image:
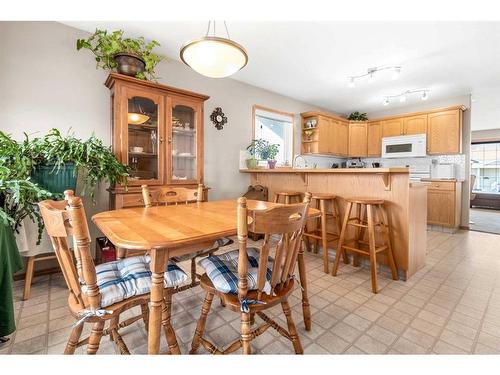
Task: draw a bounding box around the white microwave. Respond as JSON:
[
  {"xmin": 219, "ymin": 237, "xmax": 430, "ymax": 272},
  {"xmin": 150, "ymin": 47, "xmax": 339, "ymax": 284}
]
[{"xmin": 381, "ymin": 134, "xmax": 427, "ymax": 158}]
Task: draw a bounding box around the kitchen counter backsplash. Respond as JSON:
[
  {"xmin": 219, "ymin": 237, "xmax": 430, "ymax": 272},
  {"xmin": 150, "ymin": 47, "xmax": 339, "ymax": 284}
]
[{"xmin": 300, "ymin": 153, "xmax": 466, "ymax": 180}]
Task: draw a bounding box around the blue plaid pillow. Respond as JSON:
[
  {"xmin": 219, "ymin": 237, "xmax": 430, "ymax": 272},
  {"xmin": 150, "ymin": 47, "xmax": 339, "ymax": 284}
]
[
  {"xmin": 198, "ymin": 248, "xmax": 273, "ymax": 295},
  {"xmin": 95, "ymin": 255, "xmax": 188, "ymax": 307}
]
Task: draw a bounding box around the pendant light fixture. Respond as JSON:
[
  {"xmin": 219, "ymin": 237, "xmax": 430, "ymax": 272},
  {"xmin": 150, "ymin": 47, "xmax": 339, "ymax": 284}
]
[
  {"xmin": 180, "ymin": 21, "xmax": 248, "ymax": 78},
  {"xmin": 128, "ymin": 98, "xmax": 150, "ymax": 125}
]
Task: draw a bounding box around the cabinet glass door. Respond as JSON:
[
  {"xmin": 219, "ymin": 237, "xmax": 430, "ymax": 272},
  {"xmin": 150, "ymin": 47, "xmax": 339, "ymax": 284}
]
[
  {"xmin": 127, "ymin": 94, "xmax": 162, "ymax": 184},
  {"xmin": 170, "ymin": 101, "xmax": 199, "ymax": 183}
]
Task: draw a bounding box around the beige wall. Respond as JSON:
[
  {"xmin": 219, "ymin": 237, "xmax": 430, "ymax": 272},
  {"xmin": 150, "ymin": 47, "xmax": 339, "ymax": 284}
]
[{"xmin": 0, "ymin": 21, "xmax": 322, "ymax": 244}]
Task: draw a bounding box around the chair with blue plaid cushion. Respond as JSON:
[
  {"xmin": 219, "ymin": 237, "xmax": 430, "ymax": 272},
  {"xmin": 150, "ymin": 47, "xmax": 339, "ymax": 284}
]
[
  {"xmin": 38, "ymin": 191, "xmax": 187, "ymax": 355},
  {"xmin": 141, "ymin": 184, "xmax": 233, "ymax": 291},
  {"xmin": 190, "ymin": 193, "xmax": 312, "ymax": 355}
]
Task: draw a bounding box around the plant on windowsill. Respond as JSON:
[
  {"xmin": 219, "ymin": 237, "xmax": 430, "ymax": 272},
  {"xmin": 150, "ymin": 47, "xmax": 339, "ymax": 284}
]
[
  {"xmin": 245, "ymin": 139, "xmax": 261, "ymax": 169},
  {"xmin": 254, "ymin": 139, "xmax": 280, "ymax": 169},
  {"xmin": 76, "ymin": 29, "xmax": 165, "ymax": 81},
  {"xmin": 347, "ymin": 111, "xmax": 368, "ymax": 121}
]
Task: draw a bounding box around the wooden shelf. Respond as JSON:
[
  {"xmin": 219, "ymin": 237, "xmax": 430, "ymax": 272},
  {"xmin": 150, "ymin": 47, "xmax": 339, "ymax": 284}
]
[{"xmin": 129, "ymin": 152, "xmax": 157, "ymax": 157}]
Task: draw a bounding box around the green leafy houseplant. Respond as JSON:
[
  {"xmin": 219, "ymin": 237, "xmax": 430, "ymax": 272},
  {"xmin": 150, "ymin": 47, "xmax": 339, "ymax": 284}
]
[
  {"xmin": 347, "ymin": 111, "xmax": 368, "ymax": 121},
  {"xmin": 0, "ymin": 134, "xmax": 53, "ymax": 242},
  {"xmin": 77, "ymin": 29, "xmax": 164, "ymax": 80},
  {"xmin": 253, "ymin": 139, "xmax": 280, "ymax": 169},
  {"xmin": 0, "ymin": 129, "xmax": 129, "ymax": 242}
]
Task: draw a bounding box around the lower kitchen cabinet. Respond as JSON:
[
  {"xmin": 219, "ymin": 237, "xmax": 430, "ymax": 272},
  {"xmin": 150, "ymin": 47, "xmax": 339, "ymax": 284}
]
[{"xmin": 423, "ymin": 179, "xmax": 462, "ymax": 229}]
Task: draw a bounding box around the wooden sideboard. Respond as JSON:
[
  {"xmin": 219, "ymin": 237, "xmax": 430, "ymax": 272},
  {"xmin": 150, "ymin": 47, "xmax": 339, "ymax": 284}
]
[
  {"xmin": 105, "ymin": 73, "xmax": 209, "ymax": 209},
  {"xmin": 300, "ymin": 105, "xmax": 465, "ymax": 158}
]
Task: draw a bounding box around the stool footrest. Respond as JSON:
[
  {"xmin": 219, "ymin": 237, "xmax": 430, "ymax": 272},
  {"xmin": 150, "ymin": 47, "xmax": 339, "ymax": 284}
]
[{"xmin": 342, "ymin": 244, "xmax": 388, "ymax": 255}]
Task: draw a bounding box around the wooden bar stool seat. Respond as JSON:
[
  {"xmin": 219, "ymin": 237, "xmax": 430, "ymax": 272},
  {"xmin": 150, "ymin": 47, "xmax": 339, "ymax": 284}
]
[
  {"xmin": 274, "ymin": 191, "xmax": 302, "ymax": 204},
  {"xmin": 303, "ymin": 193, "xmax": 347, "ymax": 273},
  {"xmin": 331, "ymin": 197, "xmax": 398, "ymax": 293}
]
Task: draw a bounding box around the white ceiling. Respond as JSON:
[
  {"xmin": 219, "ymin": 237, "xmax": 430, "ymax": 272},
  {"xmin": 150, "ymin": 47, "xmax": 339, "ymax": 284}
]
[{"xmin": 65, "ymin": 21, "xmax": 500, "ymax": 130}]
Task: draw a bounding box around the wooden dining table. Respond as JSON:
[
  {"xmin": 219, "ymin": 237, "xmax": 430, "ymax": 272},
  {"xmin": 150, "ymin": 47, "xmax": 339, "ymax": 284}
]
[{"xmin": 92, "ymin": 199, "xmax": 320, "ymax": 354}]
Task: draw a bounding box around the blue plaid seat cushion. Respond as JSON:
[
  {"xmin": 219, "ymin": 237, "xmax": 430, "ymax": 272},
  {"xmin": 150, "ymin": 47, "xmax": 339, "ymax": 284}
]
[
  {"xmin": 198, "ymin": 248, "xmax": 273, "ymax": 295},
  {"xmin": 95, "ymin": 255, "xmax": 188, "ymax": 308}
]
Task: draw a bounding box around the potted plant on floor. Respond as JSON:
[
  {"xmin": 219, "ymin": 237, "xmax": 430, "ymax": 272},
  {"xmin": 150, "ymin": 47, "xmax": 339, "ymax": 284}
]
[
  {"xmin": 77, "ymin": 29, "xmax": 165, "ymax": 80},
  {"xmin": 0, "ymin": 129, "xmax": 129, "ymax": 240},
  {"xmin": 254, "ymin": 139, "xmax": 280, "ymax": 169}
]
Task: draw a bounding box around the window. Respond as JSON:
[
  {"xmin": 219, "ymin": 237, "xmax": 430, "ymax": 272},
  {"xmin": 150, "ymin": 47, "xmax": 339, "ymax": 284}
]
[
  {"xmin": 471, "ymin": 142, "xmax": 500, "ymax": 193},
  {"xmin": 253, "ymin": 105, "xmax": 294, "ymax": 166}
]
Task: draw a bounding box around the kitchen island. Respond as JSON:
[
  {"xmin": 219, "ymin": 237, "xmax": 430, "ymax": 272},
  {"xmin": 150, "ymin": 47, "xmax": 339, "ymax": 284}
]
[{"xmin": 240, "ymin": 167, "xmax": 427, "ymax": 279}]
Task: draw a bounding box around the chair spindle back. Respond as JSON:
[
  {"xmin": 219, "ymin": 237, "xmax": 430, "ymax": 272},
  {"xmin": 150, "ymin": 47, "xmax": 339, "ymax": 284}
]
[
  {"xmin": 142, "ymin": 184, "xmax": 205, "ymax": 207},
  {"xmin": 237, "ymin": 193, "xmax": 312, "ymax": 302},
  {"xmin": 38, "ymin": 190, "xmax": 100, "ymax": 310}
]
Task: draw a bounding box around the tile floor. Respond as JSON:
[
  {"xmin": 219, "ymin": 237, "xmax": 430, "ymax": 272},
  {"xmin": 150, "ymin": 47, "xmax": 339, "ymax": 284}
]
[
  {"xmin": 2, "ymin": 229, "xmax": 500, "ymax": 355},
  {"xmin": 470, "ymin": 208, "xmax": 500, "ymax": 235}
]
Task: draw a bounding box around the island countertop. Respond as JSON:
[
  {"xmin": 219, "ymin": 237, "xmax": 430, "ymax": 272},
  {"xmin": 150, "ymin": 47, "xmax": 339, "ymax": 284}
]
[
  {"xmin": 240, "ymin": 165, "xmax": 426, "ymax": 280},
  {"xmin": 240, "ymin": 167, "xmax": 409, "ymax": 173}
]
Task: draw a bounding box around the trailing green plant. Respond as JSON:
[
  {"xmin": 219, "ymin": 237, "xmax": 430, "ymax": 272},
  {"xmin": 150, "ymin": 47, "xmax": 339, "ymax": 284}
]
[
  {"xmin": 252, "ymin": 139, "xmax": 280, "ymax": 161},
  {"xmin": 26, "ymin": 129, "xmax": 129, "ymax": 199},
  {"xmin": 347, "ymin": 111, "xmax": 368, "ymax": 121},
  {"xmin": 0, "ymin": 129, "xmax": 129, "ymax": 243},
  {"xmin": 76, "ymin": 29, "xmax": 164, "ymax": 80},
  {"xmin": 0, "ymin": 134, "xmax": 53, "ymax": 243}
]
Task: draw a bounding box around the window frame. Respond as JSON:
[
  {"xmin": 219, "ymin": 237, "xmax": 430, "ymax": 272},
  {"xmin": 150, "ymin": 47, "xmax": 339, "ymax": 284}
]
[
  {"xmin": 252, "ymin": 104, "xmax": 295, "ymax": 166},
  {"xmin": 470, "ymin": 140, "xmax": 500, "ymax": 194}
]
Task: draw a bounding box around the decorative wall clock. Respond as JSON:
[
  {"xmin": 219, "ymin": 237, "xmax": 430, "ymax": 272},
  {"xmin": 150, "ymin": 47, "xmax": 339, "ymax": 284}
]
[{"xmin": 210, "ymin": 107, "xmax": 228, "ymax": 130}]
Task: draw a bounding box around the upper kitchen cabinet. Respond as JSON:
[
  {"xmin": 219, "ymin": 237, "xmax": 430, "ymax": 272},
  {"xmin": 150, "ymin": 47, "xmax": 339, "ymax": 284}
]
[
  {"xmin": 403, "ymin": 114, "xmax": 427, "ymax": 135},
  {"xmin": 427, "ymin": 108, "xmax": 463, "ymax": 154},
  {"xmin": 301, "ymin": 112, "xmax": 348, "ymax": 156},
  {"xmin": 381, "ymin": 118, "xmax": 404, "ymax": 137},
  {"xmin": 367, "ymin": 121, "xmax": 382, "ymax": 157},
  {"xmin": 105, "ymin": 73, "xmax": 209, "ymax": 209},
  {"xmin": 348, "ymin": 121, "xmax": 368, "ymax": 157}
]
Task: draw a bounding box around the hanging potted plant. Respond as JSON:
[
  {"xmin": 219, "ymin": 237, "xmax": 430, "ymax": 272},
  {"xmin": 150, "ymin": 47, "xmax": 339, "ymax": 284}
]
[
  {"xmin": 76, "ymin": 29, "xmax": 165, "ymax": 80},
  {"xmin": 254, "ymin": 139, "xmax": 280, "ymax": 169}
]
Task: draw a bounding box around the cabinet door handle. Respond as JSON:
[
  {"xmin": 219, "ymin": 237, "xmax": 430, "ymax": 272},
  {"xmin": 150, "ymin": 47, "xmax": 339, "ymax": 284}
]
[{"xmin": 160, "ymin": 137, "xmax": 164, "ymax": 143}]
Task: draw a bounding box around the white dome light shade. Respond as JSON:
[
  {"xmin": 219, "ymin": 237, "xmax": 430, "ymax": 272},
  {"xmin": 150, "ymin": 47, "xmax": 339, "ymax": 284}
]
[{"xmin": 180, "ymin": 37, "xmax": 248, "ymax": 78}]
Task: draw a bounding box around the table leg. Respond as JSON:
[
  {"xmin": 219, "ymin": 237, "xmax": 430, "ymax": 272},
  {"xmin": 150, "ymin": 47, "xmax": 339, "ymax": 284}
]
[
  {"xmin": 297, "ymin": 245, "xmax": 311, "ymax": 331},
  {"xmin": 148, "ymin": 248, "xmax": 166, "ymax": 354}
]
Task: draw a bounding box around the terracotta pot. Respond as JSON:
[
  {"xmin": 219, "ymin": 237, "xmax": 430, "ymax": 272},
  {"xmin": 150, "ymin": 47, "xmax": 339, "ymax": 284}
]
[
  {"xmin": 114, "ymin": 53, "xmax": 146, "ymax": 77},
  {"xmin": 267, "ymin": 160, "xmax": 277, "ymax": 169}
]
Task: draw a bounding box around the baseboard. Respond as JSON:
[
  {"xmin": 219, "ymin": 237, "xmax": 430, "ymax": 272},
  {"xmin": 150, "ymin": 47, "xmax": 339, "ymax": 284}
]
[{"xmin": 13, "ymin": 266, "xmax": 61, "ymax": 281}]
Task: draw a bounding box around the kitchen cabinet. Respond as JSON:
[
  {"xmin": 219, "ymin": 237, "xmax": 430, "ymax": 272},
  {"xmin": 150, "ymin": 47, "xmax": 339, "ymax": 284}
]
[
  {"xmin": 105, "ymin": 73, "xmax": 209, "ymax": 209},
  {"xmin": 301, "ymin": 112, "xmax": 348, "ymax": 156},
  {"xmin": 367, "ymin": 121, "xmax": 382, "ymax": 157},
  {"xmin": 403, "ymin": 114, "xmax": 427, "ymax": 135},
  {"xmin": 423, "ymin": 179, "xmax": 462, "ymax": 228},
  {"xmin": 332, "ymin": 119, "xmax": 349, "ymax": 156},
  {"xmin": 427, "ymin": 109, "xmax": 462, "ymax": 154},
  {"xmin": 381, "ymin": 118, "xmax": 404, "ymax": 137},
  {"xmin": 348, "ymin": 121, "xmax": 368, "ymax": 157}
]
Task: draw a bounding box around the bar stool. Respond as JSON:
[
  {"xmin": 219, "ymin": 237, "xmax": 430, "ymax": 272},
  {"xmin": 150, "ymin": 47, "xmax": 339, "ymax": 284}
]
[
  {"xmin": 331, "ymin": 197, "xmax": 398, "ymax": 293},
  {"xmin": 274, "ymin": 191, "xmax": 302, "ymax": 204},
  {"xmin": 303, "ymin": 194, "xmax": 346, "ymax": 273}
]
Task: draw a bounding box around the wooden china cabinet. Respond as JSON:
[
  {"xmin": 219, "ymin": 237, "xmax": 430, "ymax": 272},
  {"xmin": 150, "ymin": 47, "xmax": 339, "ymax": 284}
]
[{"xmin": 105, "ymin": 73, "xmax": 209, "ymax": 209}]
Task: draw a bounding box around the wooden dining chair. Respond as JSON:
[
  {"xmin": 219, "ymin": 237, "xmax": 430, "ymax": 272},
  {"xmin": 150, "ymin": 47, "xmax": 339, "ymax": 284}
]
[
  {"xmin": 190, "ymin": 193, "xmax": 312, "ymax": 354},
  {"xmin": 141, "ymin": 184, "xmax": 233, "ymax": 290},
  {"xmin": 38, "ymin": 190, "xmax": 188, "ymax": 354}
]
